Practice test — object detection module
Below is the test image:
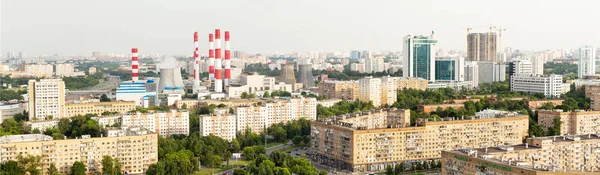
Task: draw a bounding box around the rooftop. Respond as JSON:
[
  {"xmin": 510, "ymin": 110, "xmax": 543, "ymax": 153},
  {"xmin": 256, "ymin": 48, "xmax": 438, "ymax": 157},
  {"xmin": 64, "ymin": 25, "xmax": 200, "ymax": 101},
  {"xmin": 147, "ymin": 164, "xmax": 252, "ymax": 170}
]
[{"xmin": 0, "ymin": 134, "xmax": 53, "ymax": 144}]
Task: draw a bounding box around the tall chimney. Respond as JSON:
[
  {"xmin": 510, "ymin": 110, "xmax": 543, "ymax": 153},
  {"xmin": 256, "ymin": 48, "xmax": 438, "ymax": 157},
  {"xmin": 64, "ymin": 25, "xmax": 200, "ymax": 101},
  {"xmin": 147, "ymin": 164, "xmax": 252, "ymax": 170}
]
[
  {"xmin": 208, "ymin": 34, "xmax": 215, "ymax": 81},
  {"xmin": 131, "ymin": 48, "xmax": 139, "ymax": 82},
  {"xmin": 224, "ymin": 31, "xmax": 231, "ymax": 87},
  {"xmin": 214, "ymin": 29, "xmax": 223, "ymax": 92},
  {"xmin": 193, "ymin": 32, "xmax": 200, "ymax": 87}
]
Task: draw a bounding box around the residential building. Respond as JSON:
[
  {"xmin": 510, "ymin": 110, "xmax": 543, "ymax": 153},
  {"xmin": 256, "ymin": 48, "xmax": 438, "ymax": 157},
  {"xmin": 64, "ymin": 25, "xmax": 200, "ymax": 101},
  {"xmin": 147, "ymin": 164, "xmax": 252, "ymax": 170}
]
[
  {"xmin": 317, "ymin": 81, "xmax": 359, "ymax": 101},
  {"xmin": 395, "ymin": 77, "xmax": 428, "ymax": 90},
  {"xmin": 28, "ymin": 79, "xmax": 66, "ymax": 120},
  {"xmin": 478, "ymin": 61, "xmax": 506, "ymax": 85},
  {"xmin": 380, "ymin": 76, "xmax": 398, "ymax": 106},
  {"xmin": 578, "ymin": 46, "xmax": 596, "ymax": 78},
  {"xmin": 317, "ymin": 99, "xmax": 342, "ymax": 108},
  {"xmin": 508, "ymin": 60, "xmax": 533, "ymax": 78},
  {"xmin": 22, "ymin": 64, "xmax": 53, "ymax": 77},
  {"xmin": 467, "ymin": 32, "xmax": 497, "ymax": 62},
  {"xmin": 27, "ymin": 120, "xmax": 59, "ymax": 132},
  {"xmin": 121, "ymin": 110, "xmax": 190, "ymax": 137},
  {"xmin": 55, "ymin": 63, "xmax": 75, "ymax": 77},
  {"xmin": 525, "ymin": 99, "xmax": 564, "ymax": 110},
  {"xmin": 418, "ymin": 103, "xmax": 465, "ymax": 113},
  {"xmin": 434, "ymin": 57, "xmax": 464, "ymax": 81},
  {"xmin": 88, "ymin": 67, "xmax": 97, "ymax": 74},
  {"xmin": 199, "ymin": 114, "xmax": 237, "ymax": 141},
  {"xmin": 442, "ymin": 135, "xmax": 600, "ymax": 174},
  {"xmin": 365, "ymin": 57, "xmax": 384, "ymax": 73},
  {"xmin": 531, "ymin": 56, "xmax": 544, "ymax": 75},
  {"xmin": 403, "ymin": 34, "xmax": 437, "ymax": 81},
  {"xmin": 0, "ymin": 127, "xmax": 158, "ymax": 174},
  {"xmin": 585, "ymin": 85, "xmax": 600, "ymax": 111},
  {"xmin": 65, "ymin": 101, "xmax": 136, "ymax": 118},
  {"xmin": 235, "ymin": 97, "xmax": 316, "ymax": 134},
  {"xmin": 510, "ymin": 74, "xmax": 563, "ymax": 97},
  {"xmin": 358, "ymin": 77, "xmax": 382, "ymax": 107},
  {"xmin": 93, "ymin": 115, "xmax": 122, "ymax": 127},
  {"xmin": 311, "ymin": 109, "xmax": 529, "ymax": 172},
  {"xmin": 464, "ymin": 61, "xmax": 479, "ymax": 87},
  {"xmin": 538, "ymin": 109, "xmax": 600, "ymax": 136},
  {"xmin": 350, "ymin": 63, "xmax": 365, "ymax": 73}
]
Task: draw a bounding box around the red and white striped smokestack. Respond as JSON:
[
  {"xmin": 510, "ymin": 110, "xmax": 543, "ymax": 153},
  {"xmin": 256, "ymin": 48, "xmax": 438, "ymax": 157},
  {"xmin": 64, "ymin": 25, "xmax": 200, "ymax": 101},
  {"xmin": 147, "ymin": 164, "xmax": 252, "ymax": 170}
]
[
  {"xmin": 193, "ymin": 32, "xmax": 200, "ymax": 87},
  {"xmin": 214, "ymin": 29, "xmax": 223, "ymax": 93},
  {"xmin": 208, "ymin": 34, "xmax": 215, "ymax": 81},
  {"xmin": 131, "ymin": 48, "xmax": 139, "ymax": 82},
  {"xmin": 224, "ymin": 31, "xmax": 231, "ymax": 87}
]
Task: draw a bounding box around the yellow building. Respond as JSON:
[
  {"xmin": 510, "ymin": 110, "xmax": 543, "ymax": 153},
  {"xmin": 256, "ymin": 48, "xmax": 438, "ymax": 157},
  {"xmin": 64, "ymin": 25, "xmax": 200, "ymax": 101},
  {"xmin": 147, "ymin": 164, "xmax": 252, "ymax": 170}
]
[
  {"xmin": 310, "ymin": 109, "xmax": 529, "ymax": 172},
  {"xmin": 538, "ymin": 109, "xmax": 600, "ymax": 136},
  {"xmin": 395, "ymin": 77, "xmax": 428, "ymax": 91},
  {"xmin": 585, "ymin": 85, "xmax": 600, "ymax": 111},
  {"xmin": 65, "ymin": 101, "xmax": 136, "ymax": 118},
  {"xmin": 0, "ymin": 127, "xmax": 158, "ymax": 174},
  {"xmin": 442, "ymin": 134, "xmax": 600, "ymax": 174},
  {"xmin": 28, "ymin": 79, "xmax": 66, "ymax": 120},
  {"xmin": 175, "ymin": 98, "xmax": 269, "ymax": 109},
  {"xmin": 317, "ymin": 80, "xmax": 359, "ymax": 101}
]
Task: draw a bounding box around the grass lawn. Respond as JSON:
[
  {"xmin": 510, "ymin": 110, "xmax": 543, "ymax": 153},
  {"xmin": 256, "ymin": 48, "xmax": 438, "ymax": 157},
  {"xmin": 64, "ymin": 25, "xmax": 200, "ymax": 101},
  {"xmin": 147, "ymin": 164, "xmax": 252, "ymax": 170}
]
[
  {"xmin": 193, "ymin": 160, "xmax": 249, "ymax": 175},
  {"xmin": 266, "ymin": 142, "xmax": 284, "ymax": 148}
]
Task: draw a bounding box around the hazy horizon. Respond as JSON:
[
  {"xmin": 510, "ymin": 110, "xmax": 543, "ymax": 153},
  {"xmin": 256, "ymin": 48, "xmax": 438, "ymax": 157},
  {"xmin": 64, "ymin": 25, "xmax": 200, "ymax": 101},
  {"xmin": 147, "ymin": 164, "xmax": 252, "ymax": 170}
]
[{"xmin": 2, "ymin": 0, "xmax": 600, "ymax": 56}]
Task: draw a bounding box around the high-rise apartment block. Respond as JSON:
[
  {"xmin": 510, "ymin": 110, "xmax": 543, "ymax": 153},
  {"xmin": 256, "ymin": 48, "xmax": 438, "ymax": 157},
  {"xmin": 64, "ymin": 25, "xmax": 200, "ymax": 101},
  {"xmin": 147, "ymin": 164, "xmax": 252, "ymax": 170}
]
[
  {"xmin": 365, "ymin": 57, "xmax": 384, "ymax": 73},
  {"xmin": 0, "ymin": 128, "xmax": 158, "ymax": 174},
  {"xmin": 199, "ymin": 114, "xmax": 237, "ymax": 141},
  {"xmin": 311, "ymin": 109, "xmax": 528, "ymax": 172},
  {"xmin": 359, "ymin": 77, "xmax": 382, "ymax": 107},
  {"xmin": 443, "ymin": 134, "xmax": 600, "ymax": 174},
  {"xmin": 403, "ymin": 35, "xmax": 437, "ymax": 81},
  {"xmin": 537, "ymin": 109, "xmax": 600, "ymax": 136},
  {"xmin": 28, "ymin": 79, "xmax": 66, "ymax": 120},
  {"xmin": 318, "ymin": 81, "xmax": 360, "ymax": 101},
  {"xmin": 578, "ymin": 46, "xmax": 596, "ymax": 78},
  {"xmin": 585, "ymin": 85, "xmax": 600, "ymax": 111},
  {"xmin": 22, "ymin": 64, "xmax": 53, "ymax": 77},
  {"xmin": 381, "ymin": 76, "xmax": 398, "ymax": 106},
  {"xmin": 121, "ymin": 110, "xmax": 190, "ymax": 137},
  {"xmin": 510, "ymin": 74, "xmax": 562, "ymax": 97},
  {"xmin": 235, "ymin": 97, "xmax": 316, "ymax": 134},
  {"xmin": 55, "ymin": 63, "xmax": 75, "ymax": 77},
  {"xmin": 467, "ymin": 32, "xmax": 497, "ymax": 62}
]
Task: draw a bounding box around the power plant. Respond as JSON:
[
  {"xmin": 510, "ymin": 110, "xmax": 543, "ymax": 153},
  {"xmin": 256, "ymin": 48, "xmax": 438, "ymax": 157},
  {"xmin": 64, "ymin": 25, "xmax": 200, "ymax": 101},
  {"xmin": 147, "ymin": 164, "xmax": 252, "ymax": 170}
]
[
  {"xmin": 280, "ymin": 63, "xmax": 296, "ymax": 84},
  {"xmin": 297, "ymin": 64, "xmax": 314, "ymax": 88},
  {"xmin": 158, "ymin": 57, "xmax": 185, "ymax": 92},
  {"xmin": 193, "ymin": 32, "xmax": 200, "ymax": 92}
]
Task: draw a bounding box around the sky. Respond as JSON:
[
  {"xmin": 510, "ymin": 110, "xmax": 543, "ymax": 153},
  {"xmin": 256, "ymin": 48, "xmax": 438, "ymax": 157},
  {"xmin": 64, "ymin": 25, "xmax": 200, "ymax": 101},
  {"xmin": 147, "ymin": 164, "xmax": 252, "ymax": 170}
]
[{"xmin": 1, "ymin": 0, "xmax": 600, "ymax": 56}]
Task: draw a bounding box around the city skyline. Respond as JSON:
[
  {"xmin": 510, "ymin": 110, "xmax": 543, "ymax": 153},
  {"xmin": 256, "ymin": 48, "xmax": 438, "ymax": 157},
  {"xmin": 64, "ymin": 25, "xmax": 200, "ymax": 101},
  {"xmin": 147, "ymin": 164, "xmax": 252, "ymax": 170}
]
[{"xmin": 2, "ymin": 0, "xmax": 600, "ymax": 56}]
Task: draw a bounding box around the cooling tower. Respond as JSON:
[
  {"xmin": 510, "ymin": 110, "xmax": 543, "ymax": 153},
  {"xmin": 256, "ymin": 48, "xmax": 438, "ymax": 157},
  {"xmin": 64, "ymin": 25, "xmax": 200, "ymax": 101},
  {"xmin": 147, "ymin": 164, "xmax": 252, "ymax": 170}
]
[
  {"xmin": 280, "ymin": 64, "xmax": 296, "ymax": 84},
  {"xmin": 158, "ymin": 58, "xmax": 185, "ymax": 92},
  {"xmin": 297, "ymin": 64, "xmax": 315, "ymax": 88}
]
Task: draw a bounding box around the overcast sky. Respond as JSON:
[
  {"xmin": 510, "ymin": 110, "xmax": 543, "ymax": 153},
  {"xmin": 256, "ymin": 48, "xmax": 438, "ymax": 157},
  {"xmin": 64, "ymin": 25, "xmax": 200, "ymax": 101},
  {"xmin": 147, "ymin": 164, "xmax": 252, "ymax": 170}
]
[{"xmin": 2, "ymin": 0, "xmax": 599, "ymax": 56}]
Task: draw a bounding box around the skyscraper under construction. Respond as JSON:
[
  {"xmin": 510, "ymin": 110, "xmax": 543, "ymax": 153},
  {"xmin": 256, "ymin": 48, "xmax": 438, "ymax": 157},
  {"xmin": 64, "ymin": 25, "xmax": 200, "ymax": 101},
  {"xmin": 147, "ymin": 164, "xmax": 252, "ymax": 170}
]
[{"xmin": 467, "ymin": 32, "xmax": 497, "ymax": 62}]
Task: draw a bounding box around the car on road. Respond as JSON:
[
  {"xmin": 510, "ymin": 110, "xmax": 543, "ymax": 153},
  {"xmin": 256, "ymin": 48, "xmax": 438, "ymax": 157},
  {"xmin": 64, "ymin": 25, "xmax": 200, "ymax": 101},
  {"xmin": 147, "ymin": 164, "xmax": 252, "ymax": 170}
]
[
  {"xmin": 222, "ymin": 172, "xmax": 228, "ymax": 175},
  {"xmin": 295, "ymin": 153, "xmax": 300, "ymax": 156}
]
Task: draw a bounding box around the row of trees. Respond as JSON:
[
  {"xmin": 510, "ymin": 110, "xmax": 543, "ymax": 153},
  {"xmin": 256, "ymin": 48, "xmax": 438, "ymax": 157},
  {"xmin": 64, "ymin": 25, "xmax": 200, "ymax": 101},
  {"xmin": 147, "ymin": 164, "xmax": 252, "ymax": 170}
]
[
  {"xmin": 384, "ymin": 160, "xmax": 442, "ymax": 175},
  {"xmin": 316, "ymin": 101, "xmax": 376, "ymax": 119},
  {"xmin": 63, "ymin": 75, "xmax": 102, "ymax": 90},
  {"xmin": 0, "ymin": 154, "xmax": 97, "ymax": 175},
  {"xmin": 40, "ymin": 114, "xmax": 105, "ymax": 140},
  {"xmin": 234, "ymin": 151, "xmax": 327, "ymax": 175}
]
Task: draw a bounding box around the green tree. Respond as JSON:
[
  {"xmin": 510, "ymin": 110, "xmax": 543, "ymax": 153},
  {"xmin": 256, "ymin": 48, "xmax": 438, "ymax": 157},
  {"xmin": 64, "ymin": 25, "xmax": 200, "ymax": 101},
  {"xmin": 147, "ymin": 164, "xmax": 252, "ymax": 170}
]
[
  {"xmin": 547, "ymin": 116, "xmax": 562, "ymax": 136},
  {"xmin": 206, "ymin": 155, "xmax": 223, "ymax": 168},
  {"xmin": 241, "ymin": 92, "xmax": 249, "ymax": 99},
  {"xmin": 70, "ymin": 161, "xmax": 87, "ymax": 175},
  {"xmin": 231, "ymin": 139, "xmax": 241, "ymax": 152},
  {"xmin": 385, "ymin": 165, "xmax": 394, "ymax": 175},
  {"xmin": 47, "ymin": 163, "xmax": 59, "ymax": 175},
  {"xmin": 0, "ymin": 160, "xmax": 24, "ymax": 175},
  {"xmin": 269, "ymin": 150, "xmax": 293, "ymax": 167},
  {"xmin": 17, "ymin": 154, "xmax": 41, "ymax": 175},
  {"xmin": 233, "ymin": 168, "xmax": 246, "ymax": 175},
  {"xmin": 32, "ymin": 128, "xmax": 41, "ymax": 134},
  {"xmin": 181, "ymin": 103, "xmax": 188, "ymax": 109},
  {"xmin": 249, "ymin": 93, "xmax": 257, "ymax": 99},
  {"xmin": 145, "ymin": 163, "xmax": 165, "ymax": 175},
  {"xmin": 395, "ymin": 162, "xmax": 405, "ymax": 174},
  {"xmin": 269, "ymin": 125, "xmax": 287, "ymax": 142},
  {"xmin": 263, "ymin": 91, "xmax": 271, "ymax": 98},
  {"xmin": 102, "ymin": 156, "xmax": 114, "ymax": 175},
  {"xmin": 100, "ymin": 94, "xmax": 111, "ymax": 102},
  {"xmin": 292, "ymin": 135, "xmax": 303, "ymax": 145}
]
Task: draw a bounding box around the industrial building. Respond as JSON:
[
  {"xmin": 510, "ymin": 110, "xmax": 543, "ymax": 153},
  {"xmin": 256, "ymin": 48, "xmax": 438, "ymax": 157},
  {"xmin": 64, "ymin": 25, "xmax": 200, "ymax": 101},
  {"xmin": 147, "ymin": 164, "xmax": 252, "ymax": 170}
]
[
  {"xmin": 442, "ymin": 134, "xmax": 600, "ymax": 174},
  {"xmin": 310, "ymin": 109, "xmax": 529, "ymax": 172},
  {"xmin": 0, "ymin": 127, "xmax": 158, "ymax": 174}
]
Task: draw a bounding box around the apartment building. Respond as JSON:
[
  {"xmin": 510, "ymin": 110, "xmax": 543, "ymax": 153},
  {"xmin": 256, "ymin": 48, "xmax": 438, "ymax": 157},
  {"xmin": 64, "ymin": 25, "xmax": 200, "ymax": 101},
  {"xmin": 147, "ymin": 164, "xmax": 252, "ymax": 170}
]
[
  {"xmin": 55, "ymin": 63, "xmax": 75, "ymax": 77},
  {"xmin": 585, "ymin": 85, "xmax": 600, "ymax": 111},
  {"xmin": 121, "ymin": 110, "xmax": 190, "ymax": 137},
  {"xmin": 525, "ymin": 99, "xmax": 564, "ymax": 110},
  {"xmin": 27, "ymin": 120, "xmax": 59, "ymax": 132},
  {"xmin": 395, "ymin": 77, "xmax": 428, "ymax": 90},
  {"xmin": 22, "ymin": 64, "xmax": 53, "ymax": 77},
  {"xmin": 418, "ymin": 103, "xmax": 465, "ymax": 113},
  {"xmin": 538, "ymin": 109, "xmax": 600, "ymax": 136},
  {"xmin": 318, "ymin": 80, "xmax": 360, "ymax": 101},
  {"xmin": 199, "ymin": 114, "xmax": 237, "ymax": 141},
  {"xmin": 311, "ymin": 109, "xmax": 528, "ymax": 172},
  {"xmin": 381, "ymin": 76, "xmax": 398, "ymax": 107},
  {"xmin": 28, "ymin": 79, "xmax": 66, "ymax": 120},
  {"xmin": 359, "ymin": 77, "xmax": 382, "ymax": 107},
  {"xmin": 442, "ymin": 134, "xmax": 600, "ymax": 174},
  {"xmin": 236, "ymin": 97, "xmax": 316, "ymax": 134},
  {"xmin": 317, "ymin": 99, "xmax": 342, "ymax": 108},
  {"xmin": 510, "ymin": 74, "xmax": 563, "ymax": 97},
  {"xmin": 93, "ymin": 115, "xmax": 122, "ymax": 127},
  {"xmin": 65, "ymin": 101, "xmax": 136, "ymax": 118},
  {"xmin": 175, "ymin": 98, "xmax": 268, "ymax": 109},
  {"xmin": 0, "ymin": 127, "xmax": 158, "ymax": 174}
]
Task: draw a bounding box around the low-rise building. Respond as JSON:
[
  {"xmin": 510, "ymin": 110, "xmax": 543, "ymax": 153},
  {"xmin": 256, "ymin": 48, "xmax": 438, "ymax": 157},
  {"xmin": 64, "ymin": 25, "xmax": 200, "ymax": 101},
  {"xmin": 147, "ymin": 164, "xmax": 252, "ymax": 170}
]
[
  {"xmin": 311, "ymin": 109, "xmax": 528, "ymax": 172},
  {"xmin": 525, "ymin": 99, "xmax": 564, "ymax": 110},
  {"xmin": 418, "ymin": 103, "xmax": 465, "ymax": 113},
  {"xmin": 0, "ymin": 102, "xmax": 27, "ymax": 124},
  {"xmin": 65, "ymin": 101, "xmax": 136, "ymax": 118},
  {"xmin": 444, "ymin": 98, "xmax": 480, "ymax": 104},
  {"xmin": 93, "ymin": 115, "xmax": 122, "ymax": 127},
  {"xmin": 0, "ymin": 127, "xmax": 158, "ymax": 174},
  {"xmin": 538, "ymin": 109, "xmax": 600, "ymax": 136},
  {"xmin": 27, "ymin": 120, "xmax": 59, "ymax": 132},
  {"xmin": 317, "ymin": 99, "xmax": 342, "ymax": 108},
  {"xmin": 121, "ymin": 110, "xmax": 190, "ymax": 137},
  {"xmin": 442, "ymin": 134, "xmax": 600, "ymax": 174}
]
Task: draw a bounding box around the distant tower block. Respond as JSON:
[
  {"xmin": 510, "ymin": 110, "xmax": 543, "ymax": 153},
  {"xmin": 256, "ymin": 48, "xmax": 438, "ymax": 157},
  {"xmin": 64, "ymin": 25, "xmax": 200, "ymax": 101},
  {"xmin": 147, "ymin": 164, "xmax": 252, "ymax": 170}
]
[
  {"xmin": 280, "ymin": 63, "xmax": 296, "ymax": 84},
  {"xmin": 297, "ymin": 64, "xmax": 315, "ymax": 88},
  {"xmin": 214, "ymin": 29, "xmax": 223, "ymax": 93},
  {"xmin": 193, "ymin": 32, "xmax": 200, "ymax": 88},
  {"xmin": 208, "ymin": 34, "xmax": 215, "ymax": 81},
  {"xmin": 224, "ymin": 31, "xmax": 231, "ymax": 87},
  {"xmin": 131, "ymin": 48, "xmax": 139, "ymax": 82}
]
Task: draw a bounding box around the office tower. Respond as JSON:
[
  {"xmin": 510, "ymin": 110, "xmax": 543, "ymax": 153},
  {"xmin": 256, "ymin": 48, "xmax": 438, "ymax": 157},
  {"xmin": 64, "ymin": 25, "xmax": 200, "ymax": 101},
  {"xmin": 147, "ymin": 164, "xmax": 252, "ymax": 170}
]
[
  {"xmin": 464, "ymin": 61, "xmax": 479, "ymax": 87},
  {"xmin": 297, "ymin": 64, "xmax": 315, "ymax": 88},
  {"xmin": 467, "ymin": 32, "xmax": 497, "ymax": 62},
  {"xmin": 365, "ymin": 57, "xmax": 384, "ymax": 73},
  {"xmin": 403, "ymin": 34, "xmax": 437, "ymax": 81},
  {"xmin": 350, "ymin": 50, "xmax": 361, "ymax": 59},
  {"xmin": 280, "ymin": 64, "xmax": 296, "ymax": 84},
  {"xmin": 361, "ymin": 50, "xmax": 370, "ymax": 59},
  {"xmin": 434, "ymin": 57, "xmax": 464, "ymax": 81},
  {"xmin": 359, "ymin": 77, "xmax": 382, "ymax": 107},
  {"xmin": 578, "ymin": 46, "xmax": 596, "ymax": 78},
  {"xmin": 28, "ymin": 79, "xmax": 66, "ymax": 120},
  {"xmin": 477, "ymin": 61, "xmax": 506, "ymax": 85},
  {"xmin": 510, "ymin": 74, "xmax": 563, "ymax": 97},
  {"xmin": 508, "ymin": 60, "xmax": 533, "ymax": 78}
]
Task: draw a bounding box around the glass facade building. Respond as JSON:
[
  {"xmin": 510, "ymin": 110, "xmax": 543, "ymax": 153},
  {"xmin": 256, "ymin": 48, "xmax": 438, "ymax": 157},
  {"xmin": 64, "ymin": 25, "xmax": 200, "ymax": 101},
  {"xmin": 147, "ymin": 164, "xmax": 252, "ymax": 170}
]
[
  {"xmin": 435, "ymin": 59, "xmax": 455, "ymax": 81},
  {"xmin": 403, "ymin": 35, "xmax": 437, "ymax": 81}
]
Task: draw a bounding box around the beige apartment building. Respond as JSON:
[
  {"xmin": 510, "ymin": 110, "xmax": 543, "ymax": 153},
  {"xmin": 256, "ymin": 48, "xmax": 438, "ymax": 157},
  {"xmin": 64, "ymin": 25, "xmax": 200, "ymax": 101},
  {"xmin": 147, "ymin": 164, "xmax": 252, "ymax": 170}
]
[
  {"xmin": 121, "ymin": 110, "xmax": 190, "ymax": 137},
  {"xmin": 318, "ymin": 80, "xmax": 360, "ymax": 101},
  {"xmin": 175, "ymin": 98, "xmax": 268, "ymax": 109},
  {"xmin": 525, "ymin": 99, "xmax": 564, "ymax": 110},
  {"xmin": 538, "ymin": 109, "xmax": 600, "ymax": 136},
  {"xmin": 199, "ymin": 114, "xmax": 237, "ymax": 141},
  {"xmin": 65, "ymin": 101, "xmax": 136, "ymax": 118},
  {"xmin": 442, "ymin": 134, "xmax": 600, "ymax": 174},
  {"xmin": 0, "ymin": 128, "xmax": 158, "ymax": 175},
  {"xmin": 236, "ymin": 97, "xmax": 316, "ymax": 134},
  {"xmin": 585, "ymin": 85, "xmax": 600, "ymax": 111},
  {"xmin": 395, "ymin": 77, "xmax": 428, "ymax": 91},
  {"xmin": 28, "ymin": 79, "xmax": 66, "ymax": 121},
  {"xmin": 310, "ymin": 109, "xmax": 529, "ymax": 172}
]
